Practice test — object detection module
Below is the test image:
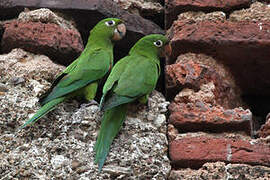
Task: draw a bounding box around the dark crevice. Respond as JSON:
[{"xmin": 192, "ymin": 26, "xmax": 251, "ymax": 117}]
[
  {"xmin": 242, "ymin": 95, "xmax": 270, "ymax": 131},
  {"xmin": 142, "ymin": 9, "xmax": 164, "ymax": 29},
  {"xmin": 0, "ymin": 7, "xmax": 23, "ymax": 20},
  {"xmin": 0, "ymin": 23, "xmax": 4, "ymax": 54}
]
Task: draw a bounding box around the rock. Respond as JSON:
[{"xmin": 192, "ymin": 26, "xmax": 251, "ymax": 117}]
[
  {"xmin": 9, "ymin": 76, "xmax": 25, "ymax": 85},
  {"xmin": 167, "ymin": 124, "xmax": 179, "ymax": 142},
  {"xmin": 169, "ymin": 101, "xmax": 252, "ymax": 135},
  {"xmin": 113, "ymin": 0, "xmax": 163, "ymax": 15},
  {"xmin": 169, "ymin": 133, "xmax": 270, "ymax": 168},
  {"xmin": 0, "ymin": 49, "xmax": 170, "ymax": 179},
  {"xmin": 165, "ymin": 0, "xmax": 250, "ymax": 28},
  {"xmin": 169, "ymin": 101, "xmax": 254, "ymax": 135},
  {"xmin": 0, "ymin": 0, "xmax": 164, "ymax": 60},
  {"xmin": 112, "ymin": 0, "xmax": 164, "ymax": 27},
  {"xmin": 169, "ymin": 162, "xmax": 227, "ymax": 180},
  {"xmin": 169, "ymin": 162, "xmax": 270, "ymax": 179},
  {"xmin": 230, "ymin": 2, "xmax": 270, "ymax": 22},
  {"xmin": 176, "ymin": 11, "xmax": 226, "ymax": 22},
  {"xmin": 165, "ymin": 53, "xmax": 242, "ymax": 109},
  {"xmin": 0, "ymin": 82, "xmax": 8, "ymax": 92},
  {"xmin": 258, "ymin": 114, "xmax": 270, "ymax": 138},
  {"xmin": 168, "ymin": 17, "xmax": 270, "ymax": 95},
  {"xmin": 0, "ymin": 49, "xmax": 65, "ymax": 133},
  {"xmin": 2, "ymin": 20, "xmax": 83, "ymax": 65},
  {"xmin": 17, "ymin": 8, "xmax": 76, "ymax": 30}
]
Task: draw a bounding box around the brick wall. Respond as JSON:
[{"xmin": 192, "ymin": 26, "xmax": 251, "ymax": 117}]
[
  {"xmin": 1, "ymin": 0, "xmax": 270, "ymax": 179},
  {"xmin": 165, "ymin": 0, "xmax": 270, "ymax": 179}
]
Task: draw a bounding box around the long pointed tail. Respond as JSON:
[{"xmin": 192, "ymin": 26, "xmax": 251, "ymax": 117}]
[
  {"xmin": 94, "ymin": 104, "xmax": 127, "ymax": 171},
  {"xmin": 18, "ymin": 97, "xmax": 66, "ymax": 130}
]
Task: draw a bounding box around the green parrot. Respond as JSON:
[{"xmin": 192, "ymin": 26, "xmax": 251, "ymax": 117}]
[
  {"xmin": 19, "ymin": 18, "xmax": 126, "ymax": 130},
  {"xmin": 95, "ymin": 34, "xmax": 168, "ymax": 171}
]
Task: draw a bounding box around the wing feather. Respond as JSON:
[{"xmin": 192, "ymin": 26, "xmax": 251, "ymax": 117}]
[{"xmin": 42, "ymin": 49, "xmax": 111, "ymax": 104}]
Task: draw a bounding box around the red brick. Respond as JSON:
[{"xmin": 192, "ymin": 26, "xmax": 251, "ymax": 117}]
[
  {"xmin": 165, "ymin": 0, "xmax": 250, "ymax": 28},
  {"xmin": 169, "ymin": 102, "xmax": 252, "ymax": 135},
  {"xmin": 165, "ymin": 54, "xmax": 242, "ymax": 108},
  {"xmin": 170, "ymin": 136, "xmax": 270, "ymax": 168},
  {"xmin": 1, "ymin": 20, "xmax": 83, "ymax": 65},
  {"xmin": 168, "ymin": 20, "xmax": 270, "ymax": 95}
]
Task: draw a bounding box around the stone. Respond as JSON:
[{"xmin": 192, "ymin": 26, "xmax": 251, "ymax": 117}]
[
  {"xmin": 0, "ymin": 49, "xmax": 170, "ymax": 179},
  {"xmin": 167, "ymin": 124, "xmax": 179, "ymax": 142},
  {"xmin": 169, "ymin": 101, "xmax": 252, "ymax": 135},
  {"xmin": 165, "ymin": 53, "xmax": 242, "ymax": 109},
  {"xmin": 168, "ymin": 18, "xmax": 270, "ymax": 95},
  {"xmin": 230, "ymin": 2, "xmax": 270, "ymax": 22},
  {"xmin": 258, "ymin": 114, "xmax": 270, "ymax": 138},
  {"xmin": 2, "ymin": 20, "xmax": 83, "ymax": 65},
  {"xmin": 0, "ymin": 82, "xmax": 8, "ymax": 93},
  {"xmin": 176, "ymin": 11, "xmax": 226, "ymax": 22},
  {"xmin": 169, "ymin": 133, "xmax": 270, "ymax": 168},
  {"xmin": 113, "ymin": 0, "xmax": 163, "ymax": 15},
  {"xmin": 169, "ymin": 162, "xmax": 270, "ymax": 179},
  {"xmin": 0, "ymin": 0, "xmax": 164, "ymax": 60},
  {"xmin": 17, "ymin": 8, "xmax": 76, "ymax": 30},
  {"xmin": 112, "ymin": 0, "xmax": 164, "ymax": 27},
  {"xmin": 0, "ymin": 48, "xmax": 65, "ymax": 133},
  {"xmin": 165, "ymin": 0, "xmax": 250, "ymax": 28},
  {"xmin": 9, "ymin": 76, "xmax": 25, "ymax": 85}
]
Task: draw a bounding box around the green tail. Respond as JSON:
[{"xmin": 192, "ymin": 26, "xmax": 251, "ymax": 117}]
[
  {"xmin": 94, "ymin": 104, "xmax": 127, "ymax": 171},
  {"xmin": 18, "ymin": 97, "xmax": 66, "ymax": 130}
]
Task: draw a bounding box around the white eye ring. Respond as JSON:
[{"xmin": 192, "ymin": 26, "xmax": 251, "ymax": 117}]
[
  {"xmin": 105, "ymin": 20, "xmax": 116, "ymax": 27},
  {"xmin": 154, "ymin": 40, "xmax": 163, "ymax": 47}
]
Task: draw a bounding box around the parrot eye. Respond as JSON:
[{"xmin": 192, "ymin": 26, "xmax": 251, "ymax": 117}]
[
  {"xmin": 105, "ymin": 20, "xmax": 116, "ymax": 27},
  {"xmin": 154, "ymin": 40, "xmax": 163, "ymax": 47}
]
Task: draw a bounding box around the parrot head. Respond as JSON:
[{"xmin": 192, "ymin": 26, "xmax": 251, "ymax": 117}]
[
  {"xmin": 129, "ymin": 34, "xmax": 170, "ymax": 58},
  {"xmin": 91, "ymin": 18, "xmax": 126, "ymax": 41}
]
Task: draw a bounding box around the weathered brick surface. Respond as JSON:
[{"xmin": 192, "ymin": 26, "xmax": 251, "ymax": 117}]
[
  {"xmin": 169, "ymin": 20, "xmax": 270, "ymax": 61},
  {"xmin": 165, "ymin": 53, "xmax": 242, "ymax": 108},
  {"xmin": 229, "ymin": 2, "xmax": 270, "ymax": 22},
  {"xmin": 169, "ymin": 102, "xmax": 252, "ymax": 135},
  {"xmin": 169, "ymin": 162, "xmax": 270, "ymax": 180},
  {"xmin": 170, "ymin": 135, "xmax": 270, "ymax": 168},
  {"xmin": 165, "ymin": 0, "xmax": 250, "ymax": 27},
  {"xmin": 168, "ymin": 20, "xmax": 270, "ymax": 95},
  {"xmin": 2, "ymin": 21, "xmax": 83, "ymax": 65}
]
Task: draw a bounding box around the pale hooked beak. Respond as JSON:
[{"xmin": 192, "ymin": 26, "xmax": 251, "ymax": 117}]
[
  {"xmin": 112, "ymin": 23, "xmax": 126, "ymax": 41},
  {"xmin": 160, "ymin": 43, "xmax": 172, "ymax": 57}
]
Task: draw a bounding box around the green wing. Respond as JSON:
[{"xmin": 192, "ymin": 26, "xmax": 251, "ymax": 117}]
[
  {"xmin": 100, "ymin": 56, "xmax": 130, "ymax": 107},
  {"xmin": 102, "ymin": 55, "xmax": 159, "ymax": 110},
  {"xmin": 102, "ymin": 56, "xmax": 130, "ymax": 94},
  {"xmin": 42, "ymin": 48, "xmax": 111, "ymax": 104},
  {"xmin": 40, "ymin": 58, "xmax": 79, "ymax": 104},
  {"xmin": 114, "ymin": 56, "xmax": 159, "ymax": 97}
]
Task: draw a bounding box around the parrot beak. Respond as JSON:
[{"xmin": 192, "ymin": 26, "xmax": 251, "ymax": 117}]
[
  {"xmin": 112, "ymin": 23, "xmax": 126, "ymax": 41},
  {"xmin": 160, "ymin": 43, "xmax": 172, "ymax": 57}
]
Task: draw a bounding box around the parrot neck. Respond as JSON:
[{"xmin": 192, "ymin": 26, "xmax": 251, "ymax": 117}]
[
  {"xmin": 130, "ymin": 46, "xmax": 159, "ymax": 61},
  {"xmin": 86, "ymin": 34, "xmax": 114, "ymax": 51}
]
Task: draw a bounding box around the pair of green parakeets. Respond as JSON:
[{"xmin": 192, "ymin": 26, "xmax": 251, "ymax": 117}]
[{"xmin": 19, "ymin": 18, "xmax": 169, "ymax": 171}]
